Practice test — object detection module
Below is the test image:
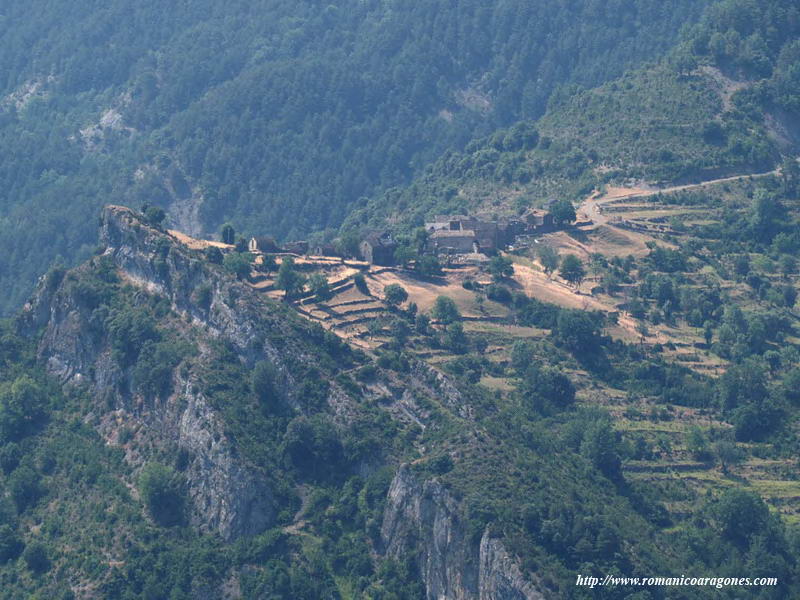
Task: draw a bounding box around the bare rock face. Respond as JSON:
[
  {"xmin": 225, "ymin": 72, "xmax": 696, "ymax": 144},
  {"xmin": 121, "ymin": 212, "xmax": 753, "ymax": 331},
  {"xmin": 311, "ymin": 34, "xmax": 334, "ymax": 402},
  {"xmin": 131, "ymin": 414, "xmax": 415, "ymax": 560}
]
[
  {"xmin": 479, "ymin": 536, "xmax": 546, "ymax": 600},
  {"xmin": 381, "ymin": 465, "xmax": 546, "ymax": 600},
  {"xmin": 175, "ymin": 377, "xmax": 273, "ymax": 540},
  {"xmin": 19, "ymin": 206, "xmax": 292, "ymax": 541}
]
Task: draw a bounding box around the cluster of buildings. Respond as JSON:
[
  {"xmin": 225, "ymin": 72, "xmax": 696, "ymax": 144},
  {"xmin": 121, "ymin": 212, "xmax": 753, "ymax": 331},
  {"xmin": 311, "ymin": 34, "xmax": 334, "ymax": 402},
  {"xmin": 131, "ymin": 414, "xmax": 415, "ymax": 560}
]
[
  {"xmin": 423, "ymin": 209, "xmax": 553, "ymax": 257},
  {"xmin": 249, "ymin": 207, "xmax": 556, "ymax": 267}
]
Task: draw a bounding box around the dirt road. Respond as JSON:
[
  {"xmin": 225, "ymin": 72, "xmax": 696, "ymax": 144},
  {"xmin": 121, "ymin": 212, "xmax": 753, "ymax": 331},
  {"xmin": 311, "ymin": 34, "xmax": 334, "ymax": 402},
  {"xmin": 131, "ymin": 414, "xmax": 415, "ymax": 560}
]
[{"xmin": 579, "ymin": 168, "xmax": 781, "ymax": 226}]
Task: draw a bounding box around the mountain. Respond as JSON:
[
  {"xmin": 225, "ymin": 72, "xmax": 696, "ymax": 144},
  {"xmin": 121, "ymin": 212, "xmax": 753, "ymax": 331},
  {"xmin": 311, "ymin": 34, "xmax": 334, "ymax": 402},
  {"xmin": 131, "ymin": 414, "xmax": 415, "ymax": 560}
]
[
  {"xmin": 2, "ymin": 1, "xmax": 800, "ymax": 598},
  {"xmin": 0, "ymin": 0, "xmax": 708, "ymax": 315},
  {"xmin": 347, "ymin": 0, "xmax": 800, "ymax": 232},
  {"xmin": 1, "ymin": 198, "xmax": 798, "ymax": 596}
]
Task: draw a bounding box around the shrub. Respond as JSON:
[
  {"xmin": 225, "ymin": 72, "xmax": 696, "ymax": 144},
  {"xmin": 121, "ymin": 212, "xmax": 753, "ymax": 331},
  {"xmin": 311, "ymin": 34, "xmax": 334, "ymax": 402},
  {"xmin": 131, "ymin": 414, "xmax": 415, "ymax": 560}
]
[
  {"xmin": 0, "ymin": 443, "xmax": 20, "ymax": 474},
  {"xmin": 308, "ymin": 273, "xmax": 332, "ymax": 302},
  {"xmin": 555, "ymin": 310, "xmax": 602, "ymax": 355},
  {"xmin": 429, "ymin": 454, "xmax": 454, "ymax": 475},
  {"xmin": 415, "ymin": 313, "xmax": 431, "ymax": 335},
  {"xmin": 252, "ymin": 360, "xmax": 282, "ymax": 414},
  {"xmin": 106, "ymin": 306, "xmax": 160, "ymax": 366},
  {"xmin": 144, "ymin": 206, "xmax": 166, "ymax": 227},
  {"xmin": 522, "ymin": 365, "xmax": 576, "ymax": 410},
  {"xmin": 283, "ymin": 416, "xmax": 343, "ymax": 480},
  {"xmin": 139, "ymin": 463, "xmax": 185, "ymax": 526},
  {"xmin": 8, "ymin": 465, "xmax": 43, "ymax": 513},
  {"xmin": 353, "ymin": 273, "xmax": 369, "ymax": 295},
  {"xmin": 133, "ymin": 341, "xmax": 187, "ymax": 399},
  {"xmin": 204, "ymin": 246, "xmax": 223, "ymax": 264},
  {"xmin": 488, "ymin": 255, "xmax": 514, "ymax": 280},
  {"xmin": 486, "ymin": 284, "xmax": 512, "ymax": 303},
  {"xmin": 707, "ymin": 489, "xmax": 770, "ymax": 545},
  {"xmin": 432, "ymin": 296, "xmax": 460, "ymax": 324},
  {"xmin": 415, "ymin": 255, "xmax": 442, "ymax": 277},
  {"xmin": 685, "ymin": 426, "xmax": 713, "ymax": 461},
  {"xmin": 22, "ymin": 541, "xmax": 50, "ymax": 573},
  {"xmin": 275, "ymin": 257, "xmax": 307, "ymax": 298},
  {"xmin": 194, "ymin": 284, "xmax": 213, "ymax": 309},
  {"xmin": 559, "ymin": 254, "xmax": 585, "ymax": 287},
  {"xmin": 223, "ymin": 251, "xmax": 252, "ymax": 280},
  {"xmin": 0, "ymin": 376, "xmax": 48, "ymax": 441},
  {"xmin": 383, "ymin": 283, "xmax": 408, "ymax": 306},
  {"xmin": 355, "ymin": 364, "xmax": 377, "ymax": 382},
  {"xmin": 443, "ymin": 322, "xmax": 469, "ymax": 354},
  {"xmin": 0, "ymin": 525, "xmax": 22, "ymax": 563}
]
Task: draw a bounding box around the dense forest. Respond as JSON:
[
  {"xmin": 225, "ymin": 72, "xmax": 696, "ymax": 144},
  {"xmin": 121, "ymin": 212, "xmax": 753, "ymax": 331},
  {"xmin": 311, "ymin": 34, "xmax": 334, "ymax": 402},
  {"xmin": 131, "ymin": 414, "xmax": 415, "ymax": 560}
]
[
  {"xmin": 0, "ymin": 0, "xmax": 708, "ymax": 315},
  {"xmin": 349, "ymin": 0, "xmax": 800, "ymax": 233}
]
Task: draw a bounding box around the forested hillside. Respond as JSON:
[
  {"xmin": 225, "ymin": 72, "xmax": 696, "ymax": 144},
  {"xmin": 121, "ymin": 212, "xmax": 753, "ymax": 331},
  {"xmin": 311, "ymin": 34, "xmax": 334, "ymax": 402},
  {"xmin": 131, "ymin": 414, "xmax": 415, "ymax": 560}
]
[
  {"xmin": 2, "ymin": 1, "xmax": 800, "ymax": 598},
  {"xmin": 349, "ymin": 0, "xmax": 800, "ymax": 232},
  {"xmin": 0, "ymin": 0, "xmax": 707, "ymax": 315},
  {"xmin": 3, "ymin": 204, "xmax": 800, "ymax": 598}
]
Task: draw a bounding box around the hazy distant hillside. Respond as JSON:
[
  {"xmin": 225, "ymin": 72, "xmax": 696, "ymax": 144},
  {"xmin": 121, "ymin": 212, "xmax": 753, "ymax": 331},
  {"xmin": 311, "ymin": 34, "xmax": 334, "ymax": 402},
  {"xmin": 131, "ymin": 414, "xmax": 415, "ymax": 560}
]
[
  {"xmin": 0, "ymin": 0, "xmax": 707, "ymax": 314},
  {"xmin": 350, "ymin": 0, "xmax": 800, "ymax": 232}
]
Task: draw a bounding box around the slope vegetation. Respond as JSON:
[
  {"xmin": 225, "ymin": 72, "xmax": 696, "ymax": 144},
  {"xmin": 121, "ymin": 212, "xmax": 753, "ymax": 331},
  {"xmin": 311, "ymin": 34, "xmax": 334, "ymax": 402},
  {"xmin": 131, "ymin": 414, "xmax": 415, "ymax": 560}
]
[
  {"xmin": 2, "ymin": 205, "xmax": 799, "ymax": 597},
  {"xmin": 350, "ymin": 0, "xmax": 800, "ymax": 232},
  {"xmin": 0, "ymin": 0, "xmax": 708, "ymax": 315}
]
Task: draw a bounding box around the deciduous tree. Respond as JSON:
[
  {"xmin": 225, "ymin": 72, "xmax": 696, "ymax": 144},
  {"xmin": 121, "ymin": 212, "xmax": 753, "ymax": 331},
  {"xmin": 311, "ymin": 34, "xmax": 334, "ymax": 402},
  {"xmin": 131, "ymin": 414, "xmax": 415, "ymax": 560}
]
[{"xmin": 559, "ymin": 254, "xmax": 586, "ymax": 287}]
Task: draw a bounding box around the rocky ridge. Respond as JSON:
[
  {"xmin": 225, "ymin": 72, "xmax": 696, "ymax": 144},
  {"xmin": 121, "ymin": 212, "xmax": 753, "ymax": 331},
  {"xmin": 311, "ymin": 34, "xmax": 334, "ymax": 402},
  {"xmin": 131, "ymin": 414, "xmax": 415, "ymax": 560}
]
[{"xmin": 19, "ymin": 205, "xmax": 543, "ymax": 597}]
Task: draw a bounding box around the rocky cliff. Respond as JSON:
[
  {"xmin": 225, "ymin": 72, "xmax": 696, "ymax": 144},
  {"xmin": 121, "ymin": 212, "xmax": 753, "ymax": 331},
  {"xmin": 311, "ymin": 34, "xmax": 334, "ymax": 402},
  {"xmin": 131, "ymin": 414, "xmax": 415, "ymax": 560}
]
[
  {"xmin": 19, "ymin": 205, "xmax": 543, "ymax": 594},
  {"xmin": 18, "ymin": 206, "xmax": 344, "ymax": 540},
  {"xmin": 381, "ymin": 465, "xmax": 546, "ymax": 600}
]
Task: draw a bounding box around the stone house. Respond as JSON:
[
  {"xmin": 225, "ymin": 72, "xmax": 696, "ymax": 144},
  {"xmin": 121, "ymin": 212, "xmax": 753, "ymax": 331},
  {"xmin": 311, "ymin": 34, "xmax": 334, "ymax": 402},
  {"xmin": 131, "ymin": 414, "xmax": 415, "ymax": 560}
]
[
  {"xmin": 283, "ymin": 240, "xmax": 309, "ymax": 255},
  {"xmin": 429, "ymin": 229, "xmax": 479, "ymax": 254},
  {"xmin": 360, "ymin": 232, "xmax": 396, "ymax": 265},
  {"xmin": 313, "ymin": 243, "xmax": 341, "ymax": 257},
  {"xmin": 248, "ymin": 236, "xmax": 280, "ymax": 254},
  {"xmin": 523, "ymin": 209, "xmax": 554, "ymax": 233}
]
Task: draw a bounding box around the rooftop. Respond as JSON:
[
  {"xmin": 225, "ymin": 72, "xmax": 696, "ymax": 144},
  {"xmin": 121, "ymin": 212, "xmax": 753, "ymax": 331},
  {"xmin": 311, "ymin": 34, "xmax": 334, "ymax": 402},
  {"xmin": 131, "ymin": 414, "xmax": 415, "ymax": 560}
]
[{"xmin": 431, "ymin": 229, "xmax": 476, "ymax": 238}]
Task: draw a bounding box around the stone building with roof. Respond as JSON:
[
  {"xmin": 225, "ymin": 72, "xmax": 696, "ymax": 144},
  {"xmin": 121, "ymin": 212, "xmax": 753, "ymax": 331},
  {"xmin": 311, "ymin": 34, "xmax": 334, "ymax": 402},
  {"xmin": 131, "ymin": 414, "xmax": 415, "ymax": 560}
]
[
  {"xmin": 360, "ymin": 232, "xmax": 397, "ymax": 265},
  {"xmin": 248, "ymin": 236, "xmax": 280, "ymax": 254},
  {"xmin": 429, "ymin": 229, "xmax": 479, "ymax": 254}
]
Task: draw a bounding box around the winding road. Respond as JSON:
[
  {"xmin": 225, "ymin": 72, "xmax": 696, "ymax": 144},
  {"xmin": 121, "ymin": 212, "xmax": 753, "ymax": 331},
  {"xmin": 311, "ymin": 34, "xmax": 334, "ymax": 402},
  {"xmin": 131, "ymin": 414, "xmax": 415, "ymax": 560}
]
[{"xmin": 579, "ymin": 167, "xmax": 783, "ymax": 226}]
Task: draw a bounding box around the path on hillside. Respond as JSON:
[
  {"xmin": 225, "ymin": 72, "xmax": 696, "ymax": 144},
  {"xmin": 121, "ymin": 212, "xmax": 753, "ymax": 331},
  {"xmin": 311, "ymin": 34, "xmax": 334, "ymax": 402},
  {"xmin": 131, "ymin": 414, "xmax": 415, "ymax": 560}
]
[{"xmin": 579, "ymin": 167, "xmax": 781, "ymax": 226}]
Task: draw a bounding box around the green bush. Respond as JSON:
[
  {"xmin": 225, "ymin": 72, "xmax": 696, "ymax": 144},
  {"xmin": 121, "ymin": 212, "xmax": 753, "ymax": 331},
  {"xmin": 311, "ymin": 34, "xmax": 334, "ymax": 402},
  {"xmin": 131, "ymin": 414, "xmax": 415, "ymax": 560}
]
[
  {"xmin": 353, "ymin": 273, "xmax": 369, "ymax": 295},
  {"xmin": 193, "ymin": 284, "xmax": 213, "ymax": 309},
  {"xmin": 204, "ymin": 246, "xmax": 223, "ymax": 264},
  {"xmin": 223, "ymin": 251, "xmax": 252, "ymax": 280},
  {"xmin": 22, "ymin": 541, "xmax": 50, "ymax": 573},
  {"xmin": 8, "ymin": 466, "xmax": 44, "ymax": 513},
  {"xmin": 283, "ymin": 416, "xmax": 343, "ymax": 481},
  {"xmin": 383, "ymin": 283, "xmax": 408, "ymax": 306},
  {"xmin": 0, "ymin": 376, "xmax": 48, "ymax": 441},
  {"xmin": 252, "ymin": 360, "xmax": 283, "ymax": 414},
  {"xmin": 486, "ymin": 284, "xmax": 512, "ymax": 303},
  {"xmin": 308, "ymin": 273, "xmax": 332, "ymax": 302},
  {"xmin": 106, "ymin": 305, "xmax": 160, "ymax": 366},
  {"xmin": 138, "ymin": 463, "xmax": 185, "ymax": 526},
  {"xmin": 0, "ymin": 443, "xmax": 20, "ymax": 474},
  {"xmin": 432, "ymin": 296, "xmax": 460, "ymax": 324},
  {"xmin": 0, "ymin": 525, "xmax": 23, "ymax": 563}
]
